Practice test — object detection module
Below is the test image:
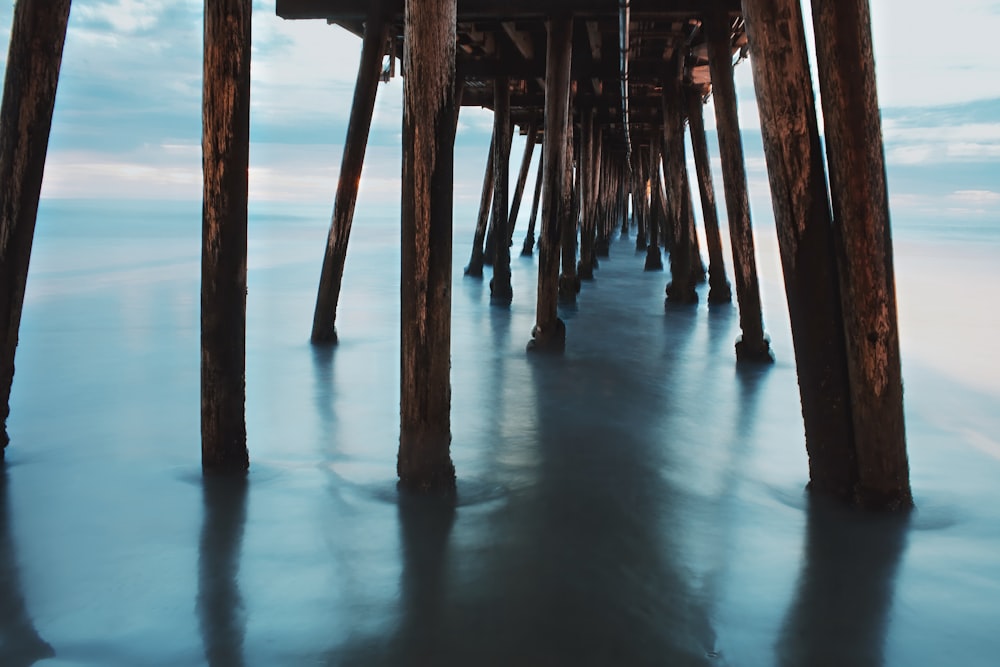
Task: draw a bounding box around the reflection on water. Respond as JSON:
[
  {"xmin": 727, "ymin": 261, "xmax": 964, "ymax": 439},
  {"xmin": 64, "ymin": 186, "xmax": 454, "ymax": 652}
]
[
  {"xmin": 776, "ymin": 495, "xmax": 910, "ymax": 667},
  {"xmin": 198, "ymin": 475, "xmax": 249, "ymax": 667},
  {"xmin": 0, "ymin": 468, "xmax": 53, "ymax": 667},
  {"xmin": 3, "ymin": 205, "xmax": 998, "ymax": 665}
]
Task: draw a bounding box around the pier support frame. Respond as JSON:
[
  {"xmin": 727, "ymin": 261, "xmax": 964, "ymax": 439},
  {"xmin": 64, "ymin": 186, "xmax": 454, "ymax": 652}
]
[
  {"xmin": 643, "ymin": 145, "xmax": 663, "ymax": 271},
  {"xmin": 742, "ymin": 0, "xmax": 858, "ymax": 500},
  {"xmin": 310, "ymin": 8, "xmax": 389, "ymax": 344},
  {"xmin": 398, "ymin": 0, "xmax": 457, "ymax": 491},
  {"xmin": 528, "ymin": 15, "xmax": 572, "ymax": 353},
  {"xmin": 705, "ymin": 9, "xmax": 773, "ymax": 362},
  {"xmin": 687, "ymin": 86, "xmax": 732, "ymax": 304},
  {"xmin": 202, "ymin": 0, "xmax": 252, "ymax": 472},
  {"xmin": 0, "ymin": 0, "xmax": 72, "ymax": 455},
  {"xmin": 810, "ymin": 0, "xmax": 911, "ymax": 509}
]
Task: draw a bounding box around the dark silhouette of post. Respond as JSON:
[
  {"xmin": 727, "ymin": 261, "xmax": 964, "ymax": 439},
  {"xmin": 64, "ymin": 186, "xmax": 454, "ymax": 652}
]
[
  {"xmin": 643, "ymin": 144, "xmax": 664, "ymax": 270},
  {"xmin": 557, "ymin": 117, "xmax": 579, "ymax": 302},
  {"xmin": 0, "ymin": 0, "xmax": 72, "ymax": 455},
  {"xmin": 810, "ymin": 0, "xmax": 911, "ymax": 509},
  {"xmin": 705, "ymin": 9, "xmax": 773, "ymax": 362},
  {"xmin": 741, "ymin": 0, "xmax": 859, "ymax": 502},
  {"xmin": 464, "ymin": 136, "xmax": 494, "ymax": 277},
  {"xmin": 663, "ymin": 65, "xmax": 697, "ymax": 304},
  {"xmin": 577, "ymin": 107, "xmax": 596, "ymax": 279},
  {"xmin": 686, "ymin": 86, "xmax": 732, "ymax": 304},
  {"xmin": 490, "ymin": 75, "xmax": 513, "ymax": 304},
  {"xmin": 398, "ymin": 0, "xmax": 457, "ymax": 491},
  {"xmin": 508, "ymin": 123, "xmax": 538, "ymax": 246},
  {"xmin": 520, "ymin": 147, "xmax": 544, "ymax": 256},
  {"xmin": 311, "ymin": 8, "xmax": 389, "ymax": 344},
  {"xmin": 528, "ymin": 15, "xmax": 572, "ymax": 353},
  {"xmin": 202, "ymin": 0, "xmax": 252, "ymax": 473}
]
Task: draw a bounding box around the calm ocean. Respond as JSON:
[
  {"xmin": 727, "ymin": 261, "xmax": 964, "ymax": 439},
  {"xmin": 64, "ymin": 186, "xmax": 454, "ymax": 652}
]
[{"xmin": 2, "ymin": 196, "xmax": 998, "ymax": 665}]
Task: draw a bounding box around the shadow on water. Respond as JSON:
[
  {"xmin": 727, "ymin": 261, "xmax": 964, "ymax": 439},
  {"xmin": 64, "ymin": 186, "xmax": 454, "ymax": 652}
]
[
  {"xmin": 0, "ymin": 466, "xmax": 54, "ymax": 667},
  {"xmin": 197, "ymin": 474, "xmax": 249, "ymax": 667},
  {"xmin": 775, "ymin": 494, "xmax": 910, "ymax": 667},
  {"xmin": 310, "ymin": 344, "xmax": 337, "ymax": 433}
]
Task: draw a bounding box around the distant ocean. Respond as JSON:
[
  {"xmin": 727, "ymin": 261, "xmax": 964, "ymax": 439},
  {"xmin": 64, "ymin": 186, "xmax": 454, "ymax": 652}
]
[{"xmin": 2, "ymin": 196, "xmax": 998, "ymax": 665}]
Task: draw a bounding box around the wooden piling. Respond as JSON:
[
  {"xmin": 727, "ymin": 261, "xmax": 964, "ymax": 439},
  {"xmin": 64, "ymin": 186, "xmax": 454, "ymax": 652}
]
[
  {"xmin": 810, "ymin": 0, "xmax": 911, "ymax": 509},
  {"xmin": 742, "ymin": 0, "xmax": 859, "ymax": 501},
  {"xmin": 687, "ymin": 85, "xmax": 732, "ymax": 303},
  {"xmin": 520, "ymin": 148, "xmax": 544, "ymax": 256},
  {"xmin": 663, "ymin": 66, "xmax": 697, "ymax": 303},
  {"xmin": 0, "ymin": 0, "xmax": 72, "ymax": 454},
  {"xmin": 632, "ymin": 149, "xmax": 648, "ymax": 251},
  {"xmin": 464, "ymin": 136, "xmax": 494, "ymax": 277},
  {"xmin": 508, "ymin": 123, "xmax": 537, "ymax": 246},
  {"xmin": 558, "ymin": 114, "xmax": 579, "ymax": 302},
  {"xmin": 643, "ymin": 144, "xmax": 664, "ymax": 271},
  {"xmin": 398, "ymin": 0, "xmax": 457, "ymax": 491},
  {"xmin": 310, "ymin": 9, "xmax": 389, "ymax": 344},
  {"xmin": 490, "ymin": 75, "xmax": 513, "ymax": 304},
  {"xmin": 705, "ymin": 10, "xmax": 773, "ymax": 362},
  {"xmin": 577, "ymin": 107, "xmax": 596, "ymax": 280},
  {"xmin": 202, "ymin": 0, "xmax": 252, "ymax": 473},
  {"xmin": 528, "ymin": 15, "xmax": 572, "ymax": 353}
]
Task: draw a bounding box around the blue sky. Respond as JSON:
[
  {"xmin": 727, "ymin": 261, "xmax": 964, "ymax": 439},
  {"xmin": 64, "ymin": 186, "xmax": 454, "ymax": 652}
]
[{"xmin": 1, "ymin": 0, "xmax": 998, "ymax": 228}]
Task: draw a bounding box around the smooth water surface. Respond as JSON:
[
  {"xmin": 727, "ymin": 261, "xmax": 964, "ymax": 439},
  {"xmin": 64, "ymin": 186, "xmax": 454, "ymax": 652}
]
[{"xmin": 2, "ymin": 199, "xmax": 998, "ymax": 666}]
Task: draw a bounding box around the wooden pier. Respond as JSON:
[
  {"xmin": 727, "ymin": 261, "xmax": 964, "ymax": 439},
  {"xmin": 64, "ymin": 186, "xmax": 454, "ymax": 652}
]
[{"xmin": 0, "ymin": 0, "xmax": 911, "ymax": 509}]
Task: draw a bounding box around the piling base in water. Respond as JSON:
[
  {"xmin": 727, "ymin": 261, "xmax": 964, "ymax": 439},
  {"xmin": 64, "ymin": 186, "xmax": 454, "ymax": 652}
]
[{"xmin": 527, "ymin": 318, "xmax": 566, "ymax": 354}]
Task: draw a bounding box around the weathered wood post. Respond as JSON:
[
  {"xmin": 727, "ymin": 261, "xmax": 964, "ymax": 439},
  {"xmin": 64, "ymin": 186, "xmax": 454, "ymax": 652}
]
[
  {"xmin": 202, "ymin": 0, "xmax": 252, "ymax": 473},
  {"xmin": 632, "ymin": 148, "xmax": 648, "ymax": 251},
  {"xmin": 663, "ymin": 62, "xmax": 697, "ymax": 303},
  {"xmin": 742, "ymin": 0, "xmax": 859, "ymax": 501},
  {"xmin": 508, "ymin": 123, "xmax": 537, "ymax": 245},
  {"xmin": 577, "ymin": 106, "xmax": 596, "ymax": 279},
  {"xmin": 490, "ymin": 75, "xmax": 513, "ymax": 304},
  {"xmin": 398, "ymin": 0, "xmax": 457, "ymax": 491},
  {"xmin": 810, "ymin": 0, "xmax": 911, "ymax": 509},
  {"xmin": 644, "ymin": 143, "xmax": 664, "ymax": 270},
  {"xmin": 687, "ymin": 85, "xmax": 732, "ymax": 303},
  {"xmin": 705, "ymin": 9, "xmax": 773, "ymax": 362},
  {"xmin": 464, "ymin": 136, "xmax": 494, "ymax": 277},
  {"xmin": 520, "ymin": 147, "xmax": 544, "ymax": 256},
  {"xmin": 0, "ymin": 0, "xmax": 72, "ymax": 455},
  {"xmin": 528, "ymin": 15, "xmax": 572, "ymax": 353},
  {"xmin": 557, "ymin": 113, "xmax": 579, "ymax": 302},
  {"xmin": 310, "ymin": 9, "xmax": 389, "ymax": 344}
]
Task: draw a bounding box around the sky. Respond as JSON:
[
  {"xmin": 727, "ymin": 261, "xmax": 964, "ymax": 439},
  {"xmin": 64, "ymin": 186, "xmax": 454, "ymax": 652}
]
[{"xmin": 0, "ymin": 0, "xmax": 998, "ymax": 228}]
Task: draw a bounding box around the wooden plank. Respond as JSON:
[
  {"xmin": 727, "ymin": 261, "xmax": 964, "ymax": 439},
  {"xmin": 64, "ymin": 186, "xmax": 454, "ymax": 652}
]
[
  {"xmin": 277, "ymin": 0, "xmax": 741, "ymax": 21},
  {"xmin": 0, "ymin": 0, "xmax": 72, "ymax": 454},
  {"xmin": 202, "ymin": 0, "xmax": 252, "ymax": 472}
]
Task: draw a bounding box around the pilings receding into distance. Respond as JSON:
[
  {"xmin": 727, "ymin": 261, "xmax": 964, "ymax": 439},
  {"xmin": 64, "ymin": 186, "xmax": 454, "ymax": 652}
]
[
  {"xmin": 0, "ymin": 0, "xmax": 72, "ymax": 457},
  {"xmin": 0, "ymin": 0, "xmax": 913, "ymax": 507}
]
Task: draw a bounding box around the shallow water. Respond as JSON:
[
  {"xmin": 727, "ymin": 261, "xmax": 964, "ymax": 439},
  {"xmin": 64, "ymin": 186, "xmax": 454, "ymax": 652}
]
[{"xmin": 2, "ymin": 199, "xmax": 999, "ymax": 665}]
